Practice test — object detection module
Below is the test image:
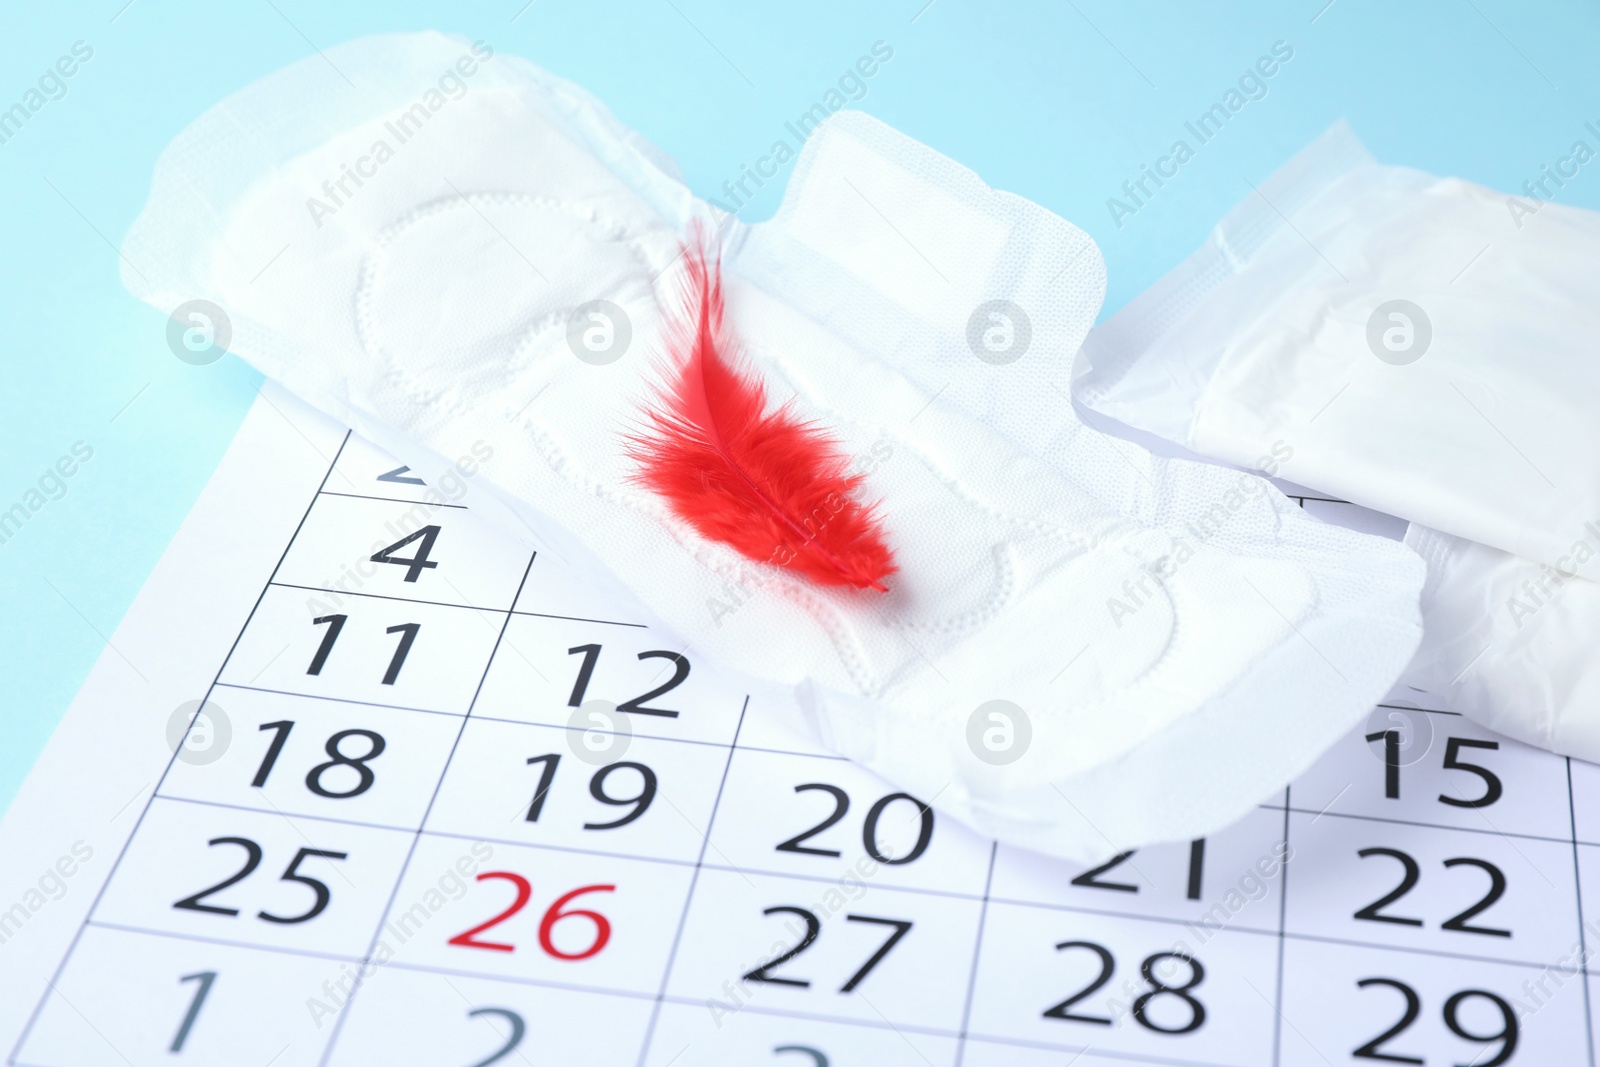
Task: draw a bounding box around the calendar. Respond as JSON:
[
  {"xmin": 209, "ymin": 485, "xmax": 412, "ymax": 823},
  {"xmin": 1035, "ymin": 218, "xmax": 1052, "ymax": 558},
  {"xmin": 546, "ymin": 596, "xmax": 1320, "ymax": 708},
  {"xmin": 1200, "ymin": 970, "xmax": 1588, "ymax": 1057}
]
[{"xmin": 2, "ymin": 385, "xmax": 1595, "ymax": 1067}]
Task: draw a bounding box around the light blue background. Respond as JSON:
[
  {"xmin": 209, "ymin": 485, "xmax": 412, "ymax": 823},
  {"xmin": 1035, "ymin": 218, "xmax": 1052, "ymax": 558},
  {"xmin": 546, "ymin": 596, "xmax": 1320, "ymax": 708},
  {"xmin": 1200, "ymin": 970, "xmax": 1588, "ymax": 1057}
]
[{"xmin": 2, "ymin": 0, "xmax": 1597, "ymax": 814}]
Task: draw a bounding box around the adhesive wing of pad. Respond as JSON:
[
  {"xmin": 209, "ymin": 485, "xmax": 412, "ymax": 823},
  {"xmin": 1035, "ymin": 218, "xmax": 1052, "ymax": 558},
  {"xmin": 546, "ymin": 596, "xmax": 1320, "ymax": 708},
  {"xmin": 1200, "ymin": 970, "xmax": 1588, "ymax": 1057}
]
[{"xmin": 120, "ymin": 32, "xmax": 1425, "ymax": 862}]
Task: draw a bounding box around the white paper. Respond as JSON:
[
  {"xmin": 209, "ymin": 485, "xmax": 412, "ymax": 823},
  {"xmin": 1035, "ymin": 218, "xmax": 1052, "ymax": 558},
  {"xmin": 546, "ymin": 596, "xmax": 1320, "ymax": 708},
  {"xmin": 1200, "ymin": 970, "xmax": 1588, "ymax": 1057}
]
[{"xmin": 1, "ymin": 387, "xmax": 1593, "ymax": 1065}]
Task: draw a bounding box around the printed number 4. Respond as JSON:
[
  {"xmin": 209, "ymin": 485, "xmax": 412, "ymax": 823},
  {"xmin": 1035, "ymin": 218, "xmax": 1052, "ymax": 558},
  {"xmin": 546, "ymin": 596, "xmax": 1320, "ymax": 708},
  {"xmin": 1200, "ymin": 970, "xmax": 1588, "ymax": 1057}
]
[{"xmin": 370, "ymin": 525, "xmax": 440, "ymax": 583}]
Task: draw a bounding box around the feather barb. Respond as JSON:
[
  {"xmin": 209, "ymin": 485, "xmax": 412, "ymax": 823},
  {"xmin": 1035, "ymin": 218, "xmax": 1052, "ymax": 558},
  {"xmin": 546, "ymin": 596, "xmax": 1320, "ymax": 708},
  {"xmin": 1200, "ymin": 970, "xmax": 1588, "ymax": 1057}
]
[{"xmin": 626, "ymin": 242, "xmax": 896, "ymax": 592}]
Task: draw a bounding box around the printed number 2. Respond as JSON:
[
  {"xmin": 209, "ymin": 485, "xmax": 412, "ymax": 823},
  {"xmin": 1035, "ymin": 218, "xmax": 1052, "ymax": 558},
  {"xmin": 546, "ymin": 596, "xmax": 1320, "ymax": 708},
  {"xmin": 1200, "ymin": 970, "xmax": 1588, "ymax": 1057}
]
[{"xmin": 465, "ymin": 1007, "xmax": 525, "ymax": 1067}]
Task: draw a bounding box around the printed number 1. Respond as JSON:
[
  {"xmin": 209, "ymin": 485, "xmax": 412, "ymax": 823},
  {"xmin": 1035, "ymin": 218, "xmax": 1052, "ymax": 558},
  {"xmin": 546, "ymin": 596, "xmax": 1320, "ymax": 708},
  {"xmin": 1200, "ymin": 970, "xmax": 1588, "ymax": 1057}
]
[
  {"xmin": 383, "ymin": 623, "xmax": 420, "ymax": 685},
  {"xmin": 1366, "ymin": 729, "xmax": 1402, "ymax": 798},
  {"xmin": 307, "ymin": 614, "xmax": 346, "ymax": 676},
  {"xmin": 169, "ymin": 970, "xmax": 216, "ymax": 1053}
]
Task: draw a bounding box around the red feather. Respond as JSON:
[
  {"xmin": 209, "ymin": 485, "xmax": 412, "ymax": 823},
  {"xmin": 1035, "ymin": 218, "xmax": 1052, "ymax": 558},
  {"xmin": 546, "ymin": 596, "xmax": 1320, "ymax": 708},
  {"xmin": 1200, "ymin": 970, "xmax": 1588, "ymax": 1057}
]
[{"xmin": 627, "ymin": 243, "xmax": 896, "ymax": 592}]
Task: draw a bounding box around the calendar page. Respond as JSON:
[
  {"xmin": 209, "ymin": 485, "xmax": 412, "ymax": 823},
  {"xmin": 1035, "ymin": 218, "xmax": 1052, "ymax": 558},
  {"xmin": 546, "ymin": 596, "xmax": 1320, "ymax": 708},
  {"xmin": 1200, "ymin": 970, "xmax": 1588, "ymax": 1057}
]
[{"xmin": 2, "ymin": 386, "xmax": 1594, "ymax": 1067}]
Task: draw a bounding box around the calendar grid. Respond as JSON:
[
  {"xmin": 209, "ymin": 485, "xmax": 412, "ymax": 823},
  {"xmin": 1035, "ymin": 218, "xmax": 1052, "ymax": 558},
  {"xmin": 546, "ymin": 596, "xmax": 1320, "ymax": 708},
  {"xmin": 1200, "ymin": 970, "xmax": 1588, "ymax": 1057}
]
[
  {"xmin": 952, "ymin": 840, "xmax": 999, "ymax": 1066},
  {"xmin": 268, "ymin": 579, "xmax": 653, "ymax": 629},
  {"xmin": 216, "ymin": 678, "xmax": 839, "ymax": 762},
  {"xmin": 633, "ymin": 696, "xmax": 748, "ymax": 1067},
  {"xmin": 1567, "ymin": 757, "xmax": 1597, "ymax": 1065},
  {"xmin": 1270, "ymin": 785, "xmax": 1291, "ymax": 1067},
  {"xmin": 6, "ymin": 428, "xmax": 354, "ymax": 1067},
  {"xmin": 312, "ymin": 548, "xmax": 538, "ymax": 1067},
  {"xmin": 17, "ymin": 434, "xmax": 1600, "ymax": 1066},
  {"xmin": 1279, "ymin": 806, "xmax": 1582, "ymax": 847}
]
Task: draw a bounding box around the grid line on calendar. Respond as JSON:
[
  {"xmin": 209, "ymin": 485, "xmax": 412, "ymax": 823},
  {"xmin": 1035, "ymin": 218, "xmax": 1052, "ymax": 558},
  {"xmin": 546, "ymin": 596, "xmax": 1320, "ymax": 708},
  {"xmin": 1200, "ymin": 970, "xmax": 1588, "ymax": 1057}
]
[
  {"xmin": 633, "ymin": 696, "xmax": 748, "ymax": 1067},
  {"xmin": 311, "ymin": 549, "xmax": 539, "ymax": 1067},
  {"xmin": 21, "ymin": 438, "xmax": 1600, "ymax": 1067},
  {"xmin": 1270, "ymin": 783, "xmax": 1290, "ymax": 1067},
  {"xmin": 1567, "ymin": 757, "xmax": 1597, "ymax": 1066},
  {"xmin": 6, "ymin": 429, "xmax": 355, "ymax": 1067},
  {"xmin": 952, "ymin": 840, "xmax": 999, "ymax": 1066},
  {"xmin": 210, "ymin": 679, "xmax": 848, "ymax": 762}
]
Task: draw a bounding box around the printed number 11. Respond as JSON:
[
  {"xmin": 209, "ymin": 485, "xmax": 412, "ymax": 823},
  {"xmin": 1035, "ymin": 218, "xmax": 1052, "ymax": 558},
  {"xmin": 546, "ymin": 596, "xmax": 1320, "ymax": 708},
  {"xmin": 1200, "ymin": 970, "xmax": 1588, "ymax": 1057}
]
[{"xmin": 305, "ymin": 614, "xmax": 419, "ymax": 686}]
